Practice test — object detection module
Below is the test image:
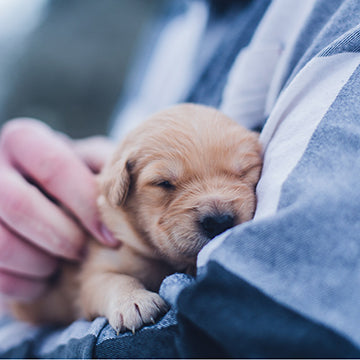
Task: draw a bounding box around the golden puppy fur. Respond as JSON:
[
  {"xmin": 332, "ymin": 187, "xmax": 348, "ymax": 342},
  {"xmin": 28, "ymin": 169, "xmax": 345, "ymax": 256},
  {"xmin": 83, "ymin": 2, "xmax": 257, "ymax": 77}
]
[{"xmin": 11, "ymin": 103, "xmax": 262, "ymax": 333}]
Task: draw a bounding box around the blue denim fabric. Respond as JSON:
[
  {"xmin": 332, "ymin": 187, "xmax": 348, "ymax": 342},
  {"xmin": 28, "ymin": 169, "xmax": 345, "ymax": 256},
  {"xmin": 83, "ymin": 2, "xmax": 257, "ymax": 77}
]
[{"xmin": 0, "ymin": 274, "xmax": 192, "ymax": 359}]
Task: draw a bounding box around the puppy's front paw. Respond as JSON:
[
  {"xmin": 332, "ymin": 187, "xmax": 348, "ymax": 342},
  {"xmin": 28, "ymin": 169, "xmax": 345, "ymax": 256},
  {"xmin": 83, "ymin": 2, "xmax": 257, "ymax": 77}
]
[{"xmin": 107, "ymin": 290, "xmax": 169, "ymax": 334}]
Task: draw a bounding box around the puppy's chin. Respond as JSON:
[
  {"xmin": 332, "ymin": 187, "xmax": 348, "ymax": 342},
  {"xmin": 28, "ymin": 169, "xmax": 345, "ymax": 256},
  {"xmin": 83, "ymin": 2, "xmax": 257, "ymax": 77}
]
[{"xmin": 150, "ymin": 228, "xmax": 209, "ymax": 270}]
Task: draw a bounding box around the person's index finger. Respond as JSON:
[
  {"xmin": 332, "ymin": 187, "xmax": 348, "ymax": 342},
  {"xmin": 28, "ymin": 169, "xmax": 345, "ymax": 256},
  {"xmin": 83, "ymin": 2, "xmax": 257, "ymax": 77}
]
[
  {"xmin": 0, "ymin": 169, "xmax": 86, "ymax": 260},
  {"xmin": 1, "ymin": 119, "xmax": 117, "ymax": 247}
]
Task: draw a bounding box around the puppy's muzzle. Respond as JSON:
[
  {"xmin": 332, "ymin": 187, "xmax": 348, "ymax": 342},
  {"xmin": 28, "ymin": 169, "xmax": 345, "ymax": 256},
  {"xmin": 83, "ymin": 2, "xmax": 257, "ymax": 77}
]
[{"xmin": 199, "ymin": 213, "xmax": 234, "ymax": 239}]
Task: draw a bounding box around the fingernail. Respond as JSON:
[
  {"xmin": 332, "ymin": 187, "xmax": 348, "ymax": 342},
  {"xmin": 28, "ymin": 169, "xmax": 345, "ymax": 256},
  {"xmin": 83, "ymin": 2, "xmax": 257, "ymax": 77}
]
[{"xmin": 100, "ymin": 224, "xmax": 119, "ymax": 246}]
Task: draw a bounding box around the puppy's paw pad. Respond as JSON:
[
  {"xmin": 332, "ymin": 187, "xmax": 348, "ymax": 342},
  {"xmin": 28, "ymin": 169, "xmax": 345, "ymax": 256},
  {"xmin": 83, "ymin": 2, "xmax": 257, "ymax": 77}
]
[{"xmin": 108, "ymin": 290, "xmax": 169, "ymax": 334}]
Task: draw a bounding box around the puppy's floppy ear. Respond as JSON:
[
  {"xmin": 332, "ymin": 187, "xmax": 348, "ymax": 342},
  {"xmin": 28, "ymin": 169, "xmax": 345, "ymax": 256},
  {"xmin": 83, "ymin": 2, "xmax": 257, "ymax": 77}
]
[{"xmin": 99, "ymin": 156, "xmax": 134, "ymax": 207}]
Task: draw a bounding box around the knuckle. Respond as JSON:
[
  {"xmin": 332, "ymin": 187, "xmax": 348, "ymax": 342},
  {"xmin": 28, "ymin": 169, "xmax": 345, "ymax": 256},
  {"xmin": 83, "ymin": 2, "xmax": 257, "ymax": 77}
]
[
  {"xmin": 0, "ymin": 183, "xmax": 29, "ymax": 225},
  {"xmin": 1, "ymin": 118, "xmax": 44, "ymax": 145},
  {"xmin": 36, "ymin": 154, "xmax": 69, "ymax": 187},
  {"xmin": 5, "ymin": 196, "xmax": 26, "ymax": 219}
]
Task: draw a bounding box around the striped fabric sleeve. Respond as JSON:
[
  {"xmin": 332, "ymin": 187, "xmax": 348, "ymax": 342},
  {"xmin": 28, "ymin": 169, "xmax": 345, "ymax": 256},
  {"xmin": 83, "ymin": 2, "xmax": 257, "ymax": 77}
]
[{"xmin": 181, "ymin": 5, "xmax": 360, "ymax": 359}]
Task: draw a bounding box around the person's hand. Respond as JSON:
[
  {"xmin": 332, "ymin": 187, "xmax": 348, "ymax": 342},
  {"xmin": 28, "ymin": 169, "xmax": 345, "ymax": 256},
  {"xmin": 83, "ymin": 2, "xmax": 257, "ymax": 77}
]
[{"xmin": 0, "ymin": 118, "xmax": 117, "ymax": 304}]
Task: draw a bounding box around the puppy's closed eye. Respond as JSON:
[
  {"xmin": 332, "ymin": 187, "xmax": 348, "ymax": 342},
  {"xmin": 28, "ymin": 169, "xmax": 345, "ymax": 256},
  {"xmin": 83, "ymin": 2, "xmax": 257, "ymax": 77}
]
[{"xmin": 156, "ymin": 180, "xmax": 176, "ymax": 190}]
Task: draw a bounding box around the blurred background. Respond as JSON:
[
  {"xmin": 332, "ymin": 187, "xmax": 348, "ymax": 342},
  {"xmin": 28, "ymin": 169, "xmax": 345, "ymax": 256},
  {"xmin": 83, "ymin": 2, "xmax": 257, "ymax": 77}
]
[{"xmin": 0, "ymin": 0, "xmax": 164, "ymax": 138}]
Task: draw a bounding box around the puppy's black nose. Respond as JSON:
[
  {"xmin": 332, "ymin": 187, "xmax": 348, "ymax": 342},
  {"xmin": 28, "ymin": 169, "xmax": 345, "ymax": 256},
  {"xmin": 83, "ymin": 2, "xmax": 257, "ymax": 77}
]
[{"xmin": 200, "ymin": 214, "xmax": 235, "ymax": 239}]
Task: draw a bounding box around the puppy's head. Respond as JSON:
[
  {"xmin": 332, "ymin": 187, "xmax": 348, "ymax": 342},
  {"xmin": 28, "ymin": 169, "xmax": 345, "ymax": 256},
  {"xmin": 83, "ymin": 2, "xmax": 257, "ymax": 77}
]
[{"xmin": 99, "ymin": 104, "xmax": 262, "ymax": 268}]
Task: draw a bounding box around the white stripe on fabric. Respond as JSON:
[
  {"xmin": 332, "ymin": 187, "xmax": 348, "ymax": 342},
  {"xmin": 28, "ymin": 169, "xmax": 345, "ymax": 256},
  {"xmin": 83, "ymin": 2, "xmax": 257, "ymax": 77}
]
[
  {"xmin": 111, "ymin": 1, "xmax": 209, "ymax": 140},
  {"xmin": 197, "ymin": 228, "xmax": 231, "ymax": 268},
  {"xmin": 264, "ymin": 0, "xmax": 316, "ymax": 117},
  {"xmin": 198, "ymin": 0, "xmax": 315, "ymax": 269},
  {"xmin": 255, "ymin": 52, "xmax": 360, "ymax": 220},
  {"xmin": 220, "ymin": 0, "xmax": 315, "ymax": 130},
  {"xmin": 199, "ymin": 53, "xmax": 360, "ymax": 268}
]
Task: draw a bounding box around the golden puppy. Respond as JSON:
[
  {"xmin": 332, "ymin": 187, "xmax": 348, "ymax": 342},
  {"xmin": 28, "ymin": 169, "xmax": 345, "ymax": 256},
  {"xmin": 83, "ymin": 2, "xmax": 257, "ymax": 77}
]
[{"xmin": 11, "ymin": 103, "xmax": 262, "ymax": 334}]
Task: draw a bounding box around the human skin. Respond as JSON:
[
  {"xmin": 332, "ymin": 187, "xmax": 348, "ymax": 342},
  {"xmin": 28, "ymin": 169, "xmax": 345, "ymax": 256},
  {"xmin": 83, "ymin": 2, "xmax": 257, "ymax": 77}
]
[{"xmin": 0, "ymin": 118, "xmax": 118, "ymax": 303}]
